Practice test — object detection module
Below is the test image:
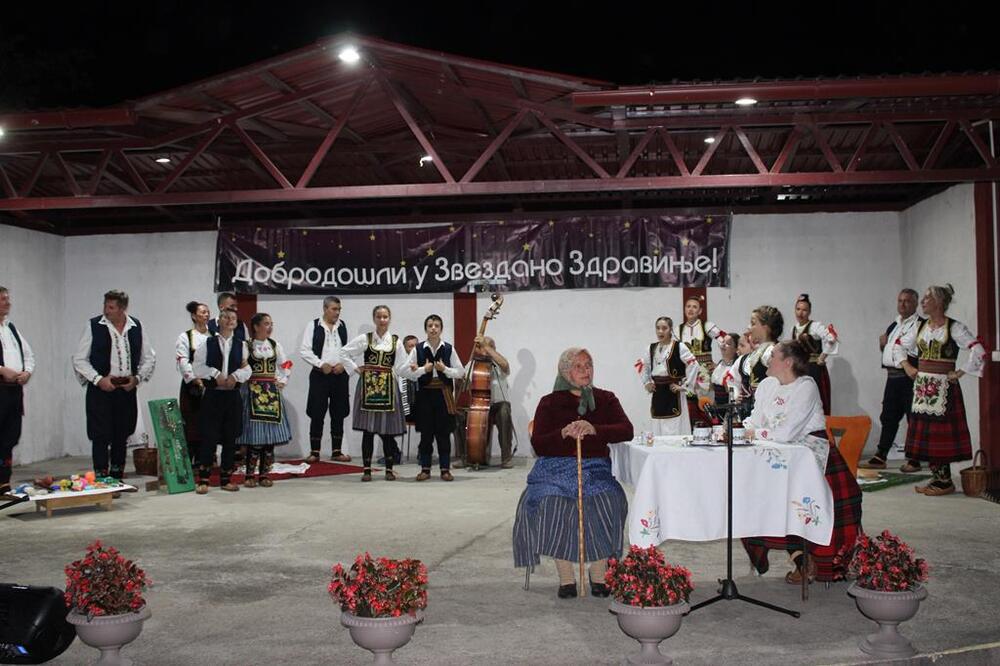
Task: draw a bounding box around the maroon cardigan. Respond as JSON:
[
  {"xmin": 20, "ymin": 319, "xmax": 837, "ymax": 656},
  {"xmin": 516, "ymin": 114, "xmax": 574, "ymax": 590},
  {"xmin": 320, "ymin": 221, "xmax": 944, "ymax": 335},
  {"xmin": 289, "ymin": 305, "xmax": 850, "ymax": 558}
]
[{"xmin": 530, "ymin": 388, "xmax": 634, "ymax": 459}]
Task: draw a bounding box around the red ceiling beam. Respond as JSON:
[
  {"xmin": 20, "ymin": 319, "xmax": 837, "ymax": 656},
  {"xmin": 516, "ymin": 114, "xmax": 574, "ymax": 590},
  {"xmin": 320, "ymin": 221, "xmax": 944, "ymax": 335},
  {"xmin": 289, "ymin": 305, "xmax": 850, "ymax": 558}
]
[
  {"xmin": 845, "ymin": 125, "xmax": 876, "ymax": 172},
  {"xmin": 958, "ymin": 120, "xmax": 997, "ymax": 167},
  {"xmin": 154, "ymin": 124, "xmax": 226, "ymax": 194},
  {"xmin": 230, "ymin": 123, "xmax": 293, "ymax": 189},
  {"xmin": 87, "ymin": 150, "xmax": 114, "ymax": 195},
  {"xmin": 0, "ymin": 165, "xmax": 15, "ymax": 198},
  {"xmin": 804, "ymin": 124, "xmax": 843, "ymax": 172},
  {"xmin": 115, "ymin": 151, "xmax": 150, "ymax": 194},
  {"xmin": 18, "ymin": 153, "xmax": 49, "ymax": 198},
  {"xmin": 732, "ymin": 126, "xmax": 768, "ymax": 174},
  {"xmin": 53, "ymin": 152, "xmax": 82, "ymax": 197},
  {"xmin": 296, "ymin": 77, "xmax": 374, "ymax": 188},
  {"xmin": 533, "ymin": 111, "xmax": 610, "ymax": 179},
  {"xmin": 8, "ymin": 168, "xmax": 999, "ymax": 211},
  {"xmin": 882, "ymin": 122, "xmax": 920, "ymax": 171},
  {"xmin": 691, "ymin": 127, "xmax": 728, "ymax": 176},
  {"xmin": 922, "ymin": 121, "xmax": 957, "ymax": 170},
  {"xmin": 615, "ymin": 128, "xmax": 656, "ymax": 178},
  {"xmin": 461, "ymin": 108, "xmax": 528, "ymax": 183},
  {"xmin": 770, "ymin": 128, "xmax": 802, "ymax": 174},
  {"xmin": 0, "ymin": 108, "xmax": 136, "ymax": 131},
  {"xmin": 658, "ymin": 129, "xmax": 691, "ymax": 177},
  {"xmin": 572, "ymin": 74, "xmax": 1000, "ymax": 107}
]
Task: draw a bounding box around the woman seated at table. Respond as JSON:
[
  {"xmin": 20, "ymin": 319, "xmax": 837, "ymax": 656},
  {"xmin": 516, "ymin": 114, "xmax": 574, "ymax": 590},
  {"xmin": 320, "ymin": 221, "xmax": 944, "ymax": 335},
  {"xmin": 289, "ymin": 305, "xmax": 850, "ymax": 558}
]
[
  {"xmin": 512, "ymin": 347, "xmax": 634, "ymax": 599},
  {"xmin": 740, "ymin": 340, "xmax": 862, "ymax": 584}
]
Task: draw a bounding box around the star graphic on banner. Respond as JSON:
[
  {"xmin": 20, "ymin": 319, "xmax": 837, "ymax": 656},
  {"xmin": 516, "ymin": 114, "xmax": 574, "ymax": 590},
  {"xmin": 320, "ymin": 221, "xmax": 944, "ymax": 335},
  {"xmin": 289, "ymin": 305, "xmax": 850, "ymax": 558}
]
[
  {"xmin": 472, "ymin": 233, "xmax": 478, "ymax": 239},
  {"xmin": 498, "ymin": 220, "xmax": 505, "ymax": 225},
  {"xmin": 522, "ymin": 243, "xmax": 531, "ymax": 251},
  {"xmin": 338, "ymin": 244, "xmax": 343, "ymax": 249},
  {"xmin": 302, "ymin": 230, "xmax": 308, "ymax": 236},
  {"xmin": 400, "ymin": 260, "xmax": 407, "ymax": 267},
  {"xmin": 653, "ymin": 248, "xmax": 661, "ymax": 255},
  {"xmin": 624, "ymin": 221, "xmax": 631, "ymax": 229},
  {"xmin": 276, "ymin": 250, "xmax": 286, "ymax": 259},
  {"xmin": 681, "ymin": 237, "xmax": 689, "ymax": 246},
  {"xmin": 449, "ymin": 225, "xmax": 456, "ymax": 232},
  {"xmin": 548, "ymin": 220, "xmax": 555, "ymax": 226},
  {"xmin": 426, "ymin": 248, "xmax": 436, "ymax": 256},
  {"xmin": 706, "ymin": 216, "xmax": 713, "ymax": 224},
  {"xmin": 369, "ymin": 234, "xmax": 376, "ymax": 241},
  {"xmin": 588, "ymin": 232, "xmax": 594, "ymax": 238}
]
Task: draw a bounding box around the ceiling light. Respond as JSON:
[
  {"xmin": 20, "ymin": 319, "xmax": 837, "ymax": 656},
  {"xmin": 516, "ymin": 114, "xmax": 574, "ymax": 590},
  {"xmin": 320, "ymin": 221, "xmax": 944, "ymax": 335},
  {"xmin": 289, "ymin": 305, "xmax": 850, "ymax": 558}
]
[
  {"xmin": 0, "ymin": 126, "xmax": 5, "ymax": 138},
  {"xmin": 155, "ymin": 157, "xmax": 171, "ymax": 164},
  {"xmin": 734, "ymin": 97, "xmax": 758, "ymax": 106},
  {"xmin": 338, "ymin": 46, "xmax": 361, "ymax": 64},
  {"xmin": 704, "ymin": 137, "xmax": 716, "ymax": 144},
  {"xmin": 419, "ymin": 155, "xmax": 433, "ymax": 167}
]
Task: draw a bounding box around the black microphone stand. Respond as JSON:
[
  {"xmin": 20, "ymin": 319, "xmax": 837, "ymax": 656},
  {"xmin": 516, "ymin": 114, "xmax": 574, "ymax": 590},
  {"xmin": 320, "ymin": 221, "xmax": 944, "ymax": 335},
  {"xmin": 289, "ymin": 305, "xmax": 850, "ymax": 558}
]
[{"xmin": 687, "ymin": 397, "xmax": 800, "ymax": 618}]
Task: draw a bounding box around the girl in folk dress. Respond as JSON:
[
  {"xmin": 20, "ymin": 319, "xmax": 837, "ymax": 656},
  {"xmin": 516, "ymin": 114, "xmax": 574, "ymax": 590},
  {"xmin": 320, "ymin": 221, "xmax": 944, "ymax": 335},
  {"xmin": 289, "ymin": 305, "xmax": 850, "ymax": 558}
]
[
  {"xmin": 640, "ymin": 317, "xmax": 700, "ymax": 436},
  {"xmin": 175, "ymin": 301, "xmax": 211, "ymax": 462},
  {"xmin": 237, "ymin": 313, "xmax": 292, "ymax": 488},
  {"xmin": 790, "ymin": 294, "xmax": 840, "ymax": 415}
]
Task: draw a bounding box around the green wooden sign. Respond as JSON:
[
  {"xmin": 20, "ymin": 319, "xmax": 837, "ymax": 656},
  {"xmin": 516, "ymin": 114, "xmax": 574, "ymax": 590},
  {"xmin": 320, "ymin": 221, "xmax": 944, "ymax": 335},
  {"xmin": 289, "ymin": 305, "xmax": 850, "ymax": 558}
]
[{"xmin": 147, "ymin": 398, "xmax": 196, "ymax": 494}]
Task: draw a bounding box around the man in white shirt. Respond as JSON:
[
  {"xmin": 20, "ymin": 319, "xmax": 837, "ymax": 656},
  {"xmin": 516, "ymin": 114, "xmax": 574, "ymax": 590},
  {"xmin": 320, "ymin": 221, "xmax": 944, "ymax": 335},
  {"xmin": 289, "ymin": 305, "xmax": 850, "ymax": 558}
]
[
  {"xmin": 0, "ymin": 286, "xmax": 35, "ymax": 494},
  {"xmin": 72, "ymin": 290, "xmax": 156, "ymax": 480},
  {"xmin": 193, "ymin": 309, "xmax": 251, "ymax": 493},
  {"xmin": 860, "ymin": 288, "xmax": 922, "ymax": 470},
  {"xmin": 300, "ymin": 296, "xmax": 352, "ymax": 463}
]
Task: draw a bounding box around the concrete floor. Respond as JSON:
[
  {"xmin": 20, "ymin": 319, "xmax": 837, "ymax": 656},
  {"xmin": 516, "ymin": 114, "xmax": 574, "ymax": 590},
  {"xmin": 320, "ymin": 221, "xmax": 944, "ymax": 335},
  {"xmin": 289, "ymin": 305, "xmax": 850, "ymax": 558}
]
[{"xmin": 2, "ymin": 454, "xmax": 999, "ymax": 665}]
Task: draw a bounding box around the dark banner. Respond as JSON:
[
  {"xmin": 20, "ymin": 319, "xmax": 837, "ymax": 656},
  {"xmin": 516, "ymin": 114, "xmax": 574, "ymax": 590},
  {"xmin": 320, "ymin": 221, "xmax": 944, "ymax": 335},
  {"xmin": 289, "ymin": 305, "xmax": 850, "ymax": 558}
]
[{"xmin": 215, "ymin": 214, "xmax": 730, "ymax": 294}]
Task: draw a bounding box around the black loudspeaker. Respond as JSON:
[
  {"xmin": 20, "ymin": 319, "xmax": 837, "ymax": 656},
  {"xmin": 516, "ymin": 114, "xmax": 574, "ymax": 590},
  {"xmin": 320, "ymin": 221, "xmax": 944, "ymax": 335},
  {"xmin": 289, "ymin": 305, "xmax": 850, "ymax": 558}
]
[{"xmin": 0, "ymin": 585, "xmax": 75, "ymax": 664}]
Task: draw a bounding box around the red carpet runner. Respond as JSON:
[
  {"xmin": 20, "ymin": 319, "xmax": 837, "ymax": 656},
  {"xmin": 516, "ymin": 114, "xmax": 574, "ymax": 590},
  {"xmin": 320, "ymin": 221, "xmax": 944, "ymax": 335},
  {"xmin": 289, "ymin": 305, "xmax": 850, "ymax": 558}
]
[{"xmin": 204, "ymin": 459, "xmax": 369, "ymax": 487}]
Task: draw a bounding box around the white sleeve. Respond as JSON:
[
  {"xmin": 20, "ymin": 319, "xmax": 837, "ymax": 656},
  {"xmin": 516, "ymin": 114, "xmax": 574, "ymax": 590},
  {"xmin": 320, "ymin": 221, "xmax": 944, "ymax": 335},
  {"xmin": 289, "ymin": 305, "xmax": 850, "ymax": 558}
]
[
  {"xmin": 192, "ymin": 339, "xmax": 217, "ymax": 380},
  {"xmin": 394, "ymin": 340, "xmax": 414, "ymax": 378},
  {"xmin": 300, "ymin": 321, "xmax": 323, "ymax": 369},
  {"xmin": 339, "ymin": 334, "xmax": 365, "ymax": 375},
  {"xmin": 20, "ymin": 331, "xmax": 36, "ymax": 375},
  {"xmin": 232, "ymin": 344, "xmax": 252, "ymax": 383},
  {"xmin": 639, "ymin": 347, "xmax": 652, "ymax": 385},
  {"xmin": 811, "ymin": 321, "xmax": 840, "ymax": 356},
  {"xmin": 761, "ymin": 344, "xmax": 775, "ymax": 368},
  {"xmin": 443, "ymin": 347, "xmax": 466, "ymax": 379},
  {"xmin": 951, "ymin": 321, "xmax": 987, "ymax": 378},
  {"xmin": 678, "ymin": 343, "xmax": 702, "ymax": 392},
  {"xmin": 137, "ymin": 335, "xmax": 156, "ymax": 384},
  {"xmin": 892, "ymin": 323, "xmax": 920, "ymax": 366},
  {"xmin": 275, "ymin": 342, "xmax": 291, "ymax": 385},
  {"xmin": 176, "ymin": 333, "xmax": 195, "ymax": 383},
  {"xmin": 72, "ymin": 324, "xmax": 101, "ymax": 385}
]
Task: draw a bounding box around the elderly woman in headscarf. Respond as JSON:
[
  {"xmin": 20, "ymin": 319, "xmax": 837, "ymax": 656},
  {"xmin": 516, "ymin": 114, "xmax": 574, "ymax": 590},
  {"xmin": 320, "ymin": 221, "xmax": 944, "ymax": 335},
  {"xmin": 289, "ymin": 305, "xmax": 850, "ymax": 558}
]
[{"xmin": 512, "ymin": 347, "xmax": 634, "ymax": 599}]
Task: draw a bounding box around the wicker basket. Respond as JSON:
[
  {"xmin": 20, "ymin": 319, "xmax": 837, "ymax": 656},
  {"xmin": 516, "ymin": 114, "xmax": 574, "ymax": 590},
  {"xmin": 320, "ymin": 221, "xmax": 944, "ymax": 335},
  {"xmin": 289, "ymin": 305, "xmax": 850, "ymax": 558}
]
[
  {"xmin": 133, "ymin": 447, "xmax": 159, "ymax": 477},
  {"xmin": 959, "ymin": 450, "xmax": 991, "ymax": 497}
]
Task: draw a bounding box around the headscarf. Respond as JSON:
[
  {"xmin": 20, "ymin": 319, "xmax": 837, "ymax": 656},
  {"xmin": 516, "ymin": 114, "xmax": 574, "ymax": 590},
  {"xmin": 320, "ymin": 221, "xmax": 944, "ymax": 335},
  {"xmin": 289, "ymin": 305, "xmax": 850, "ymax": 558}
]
[{"xmin": 553, "ymin": 347, "xmax": 596, "ymax": 415}]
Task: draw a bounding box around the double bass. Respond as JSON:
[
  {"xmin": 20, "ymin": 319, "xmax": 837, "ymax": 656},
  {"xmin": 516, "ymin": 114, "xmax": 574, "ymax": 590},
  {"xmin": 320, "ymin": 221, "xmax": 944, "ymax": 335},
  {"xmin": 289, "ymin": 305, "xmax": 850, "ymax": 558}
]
[{"xmin": 461, "ymin": 294, "xmax": 504, "ymax": 470}]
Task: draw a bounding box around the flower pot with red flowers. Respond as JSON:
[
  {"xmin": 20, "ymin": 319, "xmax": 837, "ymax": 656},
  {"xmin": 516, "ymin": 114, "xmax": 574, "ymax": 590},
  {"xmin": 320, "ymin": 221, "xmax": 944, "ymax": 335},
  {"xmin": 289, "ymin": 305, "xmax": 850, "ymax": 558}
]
[
  {"xmin": 839, "ymin": 530, "xmax": 929, "ymax": 659},
  {"xmin": 64, "ymin": 540, "xmax": 150, "ymax": 666},
  {"xmin": 606, "ymin": 545, "xmax": 694, "ymax": 665},
  {"xmin": 329, "ymin": 553, "xmax": 428, "ymax": 664}
]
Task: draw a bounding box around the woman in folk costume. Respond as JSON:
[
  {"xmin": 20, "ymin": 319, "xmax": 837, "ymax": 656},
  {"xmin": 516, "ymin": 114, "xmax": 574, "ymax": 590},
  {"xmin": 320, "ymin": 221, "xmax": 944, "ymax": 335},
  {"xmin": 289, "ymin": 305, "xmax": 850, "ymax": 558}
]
[
  {"xmin": 710, "ymin": 332, "xmax": 740, "ymax": 412},
  {"xmin": 640, "ymin": 317, "xmax": 701, "ymax": 435},
  {"xmin": 237, "ymin": 313, "xmax": 293, "ymax": 488},
  {"xmin": 175, "ymin": 301, "xmax": 211, "ymax": 463},
  {"xmin": 339, "ymin": 305, "xmax": 408, "ymax": 482},
  {"xmin": 790, "ymin": 294, "xmax": 840, "ymax": 415},
  {"xmin": 896, "ymin": 284, "xmax": 986, "ymax": 496},
  {"xmin": 678, "ymin": 296, "xmax": 726, "ymax": 427},
  {"xmin": 739, "ymin": 306, "xmax": 783, "ymax": 409},
  {"xmin": 741, "ymin": 341, "xmax": 862, "ymax": 584},
  {"xmin": 512, "ymin": 348, "xmax": 633, "ymax": 599}
]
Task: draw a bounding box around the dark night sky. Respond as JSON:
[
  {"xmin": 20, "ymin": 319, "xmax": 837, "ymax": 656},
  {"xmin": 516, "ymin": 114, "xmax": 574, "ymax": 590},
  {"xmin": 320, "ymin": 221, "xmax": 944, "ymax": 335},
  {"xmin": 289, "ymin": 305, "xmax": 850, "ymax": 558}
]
[{"xmin": 2, "ymin": 1, "xmax": 998, "ymax": 110}]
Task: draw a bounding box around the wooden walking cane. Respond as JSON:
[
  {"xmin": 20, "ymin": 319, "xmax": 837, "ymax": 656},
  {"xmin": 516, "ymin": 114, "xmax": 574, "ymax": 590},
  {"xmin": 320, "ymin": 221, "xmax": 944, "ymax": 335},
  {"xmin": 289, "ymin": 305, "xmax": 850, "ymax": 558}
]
[{"xmin": 576, "ymin": 435, "xmax": 585, "ymax": 599}]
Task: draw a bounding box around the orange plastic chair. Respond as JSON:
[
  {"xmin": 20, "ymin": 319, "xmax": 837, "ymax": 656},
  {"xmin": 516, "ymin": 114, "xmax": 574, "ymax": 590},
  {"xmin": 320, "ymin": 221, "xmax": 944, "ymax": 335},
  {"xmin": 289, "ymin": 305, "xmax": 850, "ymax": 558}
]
[{"xmin": 825, "ymin": 415, "xmax": 872, "ymax": 478}]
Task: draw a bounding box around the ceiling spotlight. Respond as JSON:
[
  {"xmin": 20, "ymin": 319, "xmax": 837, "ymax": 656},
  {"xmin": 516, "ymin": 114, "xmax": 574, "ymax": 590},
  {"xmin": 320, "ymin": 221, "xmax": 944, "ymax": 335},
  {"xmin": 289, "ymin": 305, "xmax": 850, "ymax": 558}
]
[
  {"xmin": 0, "ymin": 126, "xmax": 5, "ymax": 138},
  {"xmin": 155, "ymin": 156, "xmax": 171, "ymax": 164},
  {"xmin": 734, "ymin": 97, "xmax": 758, "ymax": 106},
  {"xmin": 419, "ymin": 155, "xmax": 433, "ymax": 167},
  {"xmin": 338, "ymin": 46, "xmax": 361, "ymax": 64},
  {"xmin": 704, "ymin": 137, "xmax": 716, "ymax": 144}
]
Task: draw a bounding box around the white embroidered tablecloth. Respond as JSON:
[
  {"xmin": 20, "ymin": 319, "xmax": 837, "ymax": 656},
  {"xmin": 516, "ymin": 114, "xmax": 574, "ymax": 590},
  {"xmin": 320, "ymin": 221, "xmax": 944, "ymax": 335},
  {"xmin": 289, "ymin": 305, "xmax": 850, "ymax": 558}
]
[{"xmin": 610, "ymin": 436, "xmax": 833, "ymax": 547}]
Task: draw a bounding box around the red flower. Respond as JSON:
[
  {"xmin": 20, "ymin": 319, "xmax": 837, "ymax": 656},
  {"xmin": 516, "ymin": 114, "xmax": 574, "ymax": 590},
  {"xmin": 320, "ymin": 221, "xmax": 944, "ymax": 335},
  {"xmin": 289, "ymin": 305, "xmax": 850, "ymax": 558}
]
[
  {"xmin": 328, "ymin": 553, "xmax": 428, "ymax": 619},
  {"xmin": 64, "ymin": 540, "xmax": 148, "ymax": 620},
  {"xmin": 604, "ymin": 545, "xmax": 693, "ymax": 608},
  {"xmin": 836, "ymin": 530, "xmax": 928, "ymax": 592}
]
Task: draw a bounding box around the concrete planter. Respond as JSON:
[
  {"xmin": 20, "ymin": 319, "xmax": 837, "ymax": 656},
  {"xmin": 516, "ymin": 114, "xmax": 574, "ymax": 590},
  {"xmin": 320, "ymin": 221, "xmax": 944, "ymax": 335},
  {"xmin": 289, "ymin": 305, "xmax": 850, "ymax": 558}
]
[
  {"xmin": 610, "ymin": 599, "xmax": 688, "ymax": 665},
  {"xmin": 340, "ymin": 609, "xmax": 423, "ymax": 664},
  {"xmin": 66, "ymin": 605, "xmax": 151, "ymax": 666},
  {"xmin": 848, "ymin": 582, "xmax": 927, "ymax": 659}
]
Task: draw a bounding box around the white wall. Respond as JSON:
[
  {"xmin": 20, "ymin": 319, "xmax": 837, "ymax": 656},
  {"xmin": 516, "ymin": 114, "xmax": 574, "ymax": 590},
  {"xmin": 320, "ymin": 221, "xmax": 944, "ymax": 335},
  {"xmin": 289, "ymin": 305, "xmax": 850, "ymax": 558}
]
[
  {"xmin": 0, "ymin": 225, "xmax": 65, "ymax": 465},
  {"xmin": 900, "ymin": 184, "xmax": 980, "ymax": 451},
  {"xmin": 3, "ymin": 185, "xmax": 985, "ymax": 465}
]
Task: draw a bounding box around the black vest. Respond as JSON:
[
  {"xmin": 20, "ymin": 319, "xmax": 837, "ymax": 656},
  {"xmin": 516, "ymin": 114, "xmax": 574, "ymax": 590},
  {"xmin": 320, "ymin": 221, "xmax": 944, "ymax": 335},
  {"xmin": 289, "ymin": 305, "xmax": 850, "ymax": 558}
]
[
  {"xmin": 89, "ymin": 316, "xmax": 142, "ymax": 376},
  {"xmin": 649, "ymin": 341, "xmax": 687, "ymax": 379},
  {"xmin": 312, "ymin": 318, "xmax": 348, "ymax": 359},
  {"xmin": 793, "ymin": 321, "xmax": 823, "ymax": 356},
  {"xmin": 416, "ymin": 341, "xmax": 454, "ymax": 389},
  {"xmin": 208, "ymin": 317, "xmax": 247, "ymax": 342},
  {"xmin": 0, "ymin": 322, "xmax": 25, "ymax": 368},
  {"xmin": 205, "ymin": 335, "xmax": 244, "ymax": 375}
]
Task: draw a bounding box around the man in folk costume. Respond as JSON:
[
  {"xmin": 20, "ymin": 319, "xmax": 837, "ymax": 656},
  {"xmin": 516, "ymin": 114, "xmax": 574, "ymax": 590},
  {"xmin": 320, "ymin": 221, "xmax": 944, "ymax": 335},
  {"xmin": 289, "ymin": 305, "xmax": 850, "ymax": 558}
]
[
  {"xmin": 0, "ymin": 286, "xmax": 35, "ymax": 496},
  {"xmin": 678, "ymin": 296, "xmax": 725, "ymax": 428},
  {"xmin": 859, "ymin": 289, "xmax": 923, "ymax": 471},
  {"xmin": 640, "ymin": 316, "xmax": 701, "ymax": 436},
  {"xmin": 404, "ymin": 315, "xmax": 466, "ymax": 481},
  {"xmin": 72, "ymin": 290, "xmax": 156, "ymax": 480},
  {"xmin": 895, "ymin": 284, "xmax": 986, "ymax": 495},
  {"xmin": 208, "ymin": 292, "xmax": 249, "ymax": 342},
  {"xmin": 299, "ymin": 296, "xmax": 351, "ymax": 463},
  {"xmin": 193, "ymin": 309, "xmax": 251, "ymax": 494}
]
